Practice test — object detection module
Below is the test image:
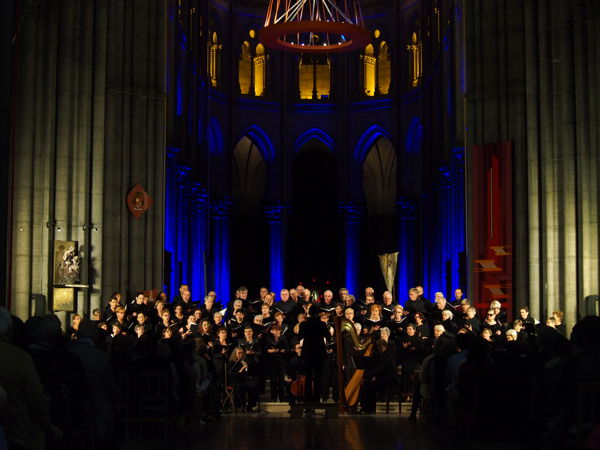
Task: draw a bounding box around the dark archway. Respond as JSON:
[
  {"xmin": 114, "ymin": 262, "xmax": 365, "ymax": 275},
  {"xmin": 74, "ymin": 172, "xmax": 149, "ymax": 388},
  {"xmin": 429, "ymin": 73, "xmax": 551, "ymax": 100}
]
[
  {"xmin": 360, "ymin": 136, "xmax": 398, "ymax": 295},
  {"xmin": 288, "ymin": 148, "xmax": 341, "ymax": 289},
  {"xmin": 230, "ymin": 136, "xmax": 269, "ymax": 294}
]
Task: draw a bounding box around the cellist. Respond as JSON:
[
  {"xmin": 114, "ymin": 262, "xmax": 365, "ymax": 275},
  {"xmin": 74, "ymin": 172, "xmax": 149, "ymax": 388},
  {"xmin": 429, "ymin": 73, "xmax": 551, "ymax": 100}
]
[{"xmin": 284, "ymin": 342, "xmax": 306, "ymax": 409}]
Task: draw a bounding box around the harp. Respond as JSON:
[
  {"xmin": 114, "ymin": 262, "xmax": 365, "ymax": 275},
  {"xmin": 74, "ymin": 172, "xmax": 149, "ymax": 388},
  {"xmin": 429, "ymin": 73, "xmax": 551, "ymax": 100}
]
[{"xmin": 335, "ymin": 317, "xmax": 374, "ymax": 409}]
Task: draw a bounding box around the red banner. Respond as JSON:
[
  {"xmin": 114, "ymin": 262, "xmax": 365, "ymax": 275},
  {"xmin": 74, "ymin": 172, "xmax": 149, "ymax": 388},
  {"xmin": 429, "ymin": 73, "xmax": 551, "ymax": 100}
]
[{"xmin": 471, "ymin": 142, "xmax": 513, "ymax": 319}]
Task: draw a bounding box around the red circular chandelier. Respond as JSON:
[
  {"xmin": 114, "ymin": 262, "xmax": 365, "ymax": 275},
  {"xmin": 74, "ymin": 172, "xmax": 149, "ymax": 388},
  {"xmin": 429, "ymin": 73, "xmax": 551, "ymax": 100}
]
[{"xmin": 260, "ymin": 0, "xmax": 370, "ymax": 54}]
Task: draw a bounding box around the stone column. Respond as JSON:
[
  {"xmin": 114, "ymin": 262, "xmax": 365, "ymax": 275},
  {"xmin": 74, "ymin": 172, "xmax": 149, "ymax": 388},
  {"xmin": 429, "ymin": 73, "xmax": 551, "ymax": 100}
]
[
  {"xmin": 340, "ymin": 203, "xmax": 362, "ymax": 297},
  {"xmin": 210, "ymin": 200, "xmax": 231, "ymax": 303},
  {"xmin": 397, "ymin": 197, "xmax": 417, "ymax": 302},
  {"xmin": 265, "ymin": 204, "xmax": 286, "ymax": 295},
  {"xmin": 164, "ymin": 146, "xmax": 182, "ymax": 298},
  {"xmin": 176, "ymin": 165, "xmax": 192, "ymax": 289},
  {"xmin": 190, "ymin": 182, "xmax": 209, "ymax": 298}
]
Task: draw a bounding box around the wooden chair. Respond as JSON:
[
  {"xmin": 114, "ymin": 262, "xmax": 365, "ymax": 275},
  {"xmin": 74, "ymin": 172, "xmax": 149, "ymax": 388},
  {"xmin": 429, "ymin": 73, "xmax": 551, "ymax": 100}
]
[
  {"xmin": 577, "ymin": 380, "xmax": 600, "ymax": 449},
  {"xmin": 121, "ymin": 371, "xmax": 171, "ymax": 449}
]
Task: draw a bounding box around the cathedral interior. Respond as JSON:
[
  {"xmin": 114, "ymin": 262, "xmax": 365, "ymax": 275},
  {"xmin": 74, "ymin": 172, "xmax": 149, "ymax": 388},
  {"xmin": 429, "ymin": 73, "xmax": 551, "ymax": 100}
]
[{"xmin": 1, "ymin": 0, "xmax": 599, "ymax": 333}]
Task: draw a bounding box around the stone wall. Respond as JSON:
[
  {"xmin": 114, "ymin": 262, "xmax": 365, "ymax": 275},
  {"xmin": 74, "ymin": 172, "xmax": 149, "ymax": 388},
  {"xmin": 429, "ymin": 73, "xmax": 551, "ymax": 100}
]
[{"xmin": 9, "ymin": 0, "xmax": 166, "ymax": 319}]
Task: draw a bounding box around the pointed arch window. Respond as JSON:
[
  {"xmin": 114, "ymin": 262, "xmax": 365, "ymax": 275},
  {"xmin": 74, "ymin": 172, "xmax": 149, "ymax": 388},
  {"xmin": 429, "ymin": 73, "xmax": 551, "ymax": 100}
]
[
  {"xmin": 254, "ymin": 44, "xmax": 267, "ymax": 96},
  {"xmin": 299, "ymin": 54, "xmax": 330, "ymax": 100},
  {"xmin": 232, "ymin": 137, "xmax": 267, "ymax": 214},
  {"xmin": 378, "ymin": 42, "xmax": 391, "ymax": 94},
  {"xmin": 363, "ymin": 137, "xmax": 397, "ymax": 215},
  {"xmin": 239, "ymin": 41, "xmax": 252, "ymax": 94},
  {"xmin": 361, "ymin": 30, "xmax": 392, "ymax": 96},
  {"xmin": 238, "ymin": 31, "xmax": 268, "ymax": 97}
]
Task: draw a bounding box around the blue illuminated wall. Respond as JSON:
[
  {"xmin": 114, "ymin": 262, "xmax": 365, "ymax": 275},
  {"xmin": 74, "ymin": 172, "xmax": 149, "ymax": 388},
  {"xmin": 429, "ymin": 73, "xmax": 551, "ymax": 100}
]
[{"xmin": 162, "ymin": 0, "xmax": 467, "ymax": 304}]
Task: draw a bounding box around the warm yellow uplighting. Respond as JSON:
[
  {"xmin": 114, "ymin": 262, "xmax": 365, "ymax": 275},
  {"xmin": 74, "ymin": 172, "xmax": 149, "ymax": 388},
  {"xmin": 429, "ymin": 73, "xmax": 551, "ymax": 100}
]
[
  {"xmin": 299, "ymin": 55, "xmax": 330, "ymax": 99},
  {"xmin": 407, "ymin": 32, "xmax": 422, "ymax": 88},
  {"xmin": 362, "ymin": 44, "xmax": 376, "ymax": 96},
  {"xmin": 254, "ymin": 44, "xmax": 266, "ymax": 97},
  {"xmin": 239, "ymin": 41, "xmax": 252, "ymax": 94},
  {"xmin": 362, "ymin": 39, "xmax": 391, "ymax": 96},
  {"xmin": 378, "ymin": 41, "xmax": 390, "ymax": 94},
  {"xmin": 209, "ymin": 32, "xmax": 221, "ymax": 87}
]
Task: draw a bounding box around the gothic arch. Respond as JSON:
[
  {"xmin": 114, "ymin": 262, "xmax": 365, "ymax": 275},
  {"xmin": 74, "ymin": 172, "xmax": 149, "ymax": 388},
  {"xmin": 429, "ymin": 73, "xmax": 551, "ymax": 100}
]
[
  {"xmin": 295, "ymin": 128, "xmax": 334, "ymax": 154},
  {"xmin": 232, "ymin": 136, "xmax": 267, "ymax": 214},
  {"xmin": 362, "ymin": 136, "xmax": 397, "ymax": 215}
]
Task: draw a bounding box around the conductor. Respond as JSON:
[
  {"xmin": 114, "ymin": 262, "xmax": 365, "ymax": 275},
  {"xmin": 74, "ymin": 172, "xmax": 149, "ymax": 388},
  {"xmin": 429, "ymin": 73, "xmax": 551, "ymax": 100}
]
[{"xmin": 298, "ymin": 304, "xmax": 330, "ymax": 404}]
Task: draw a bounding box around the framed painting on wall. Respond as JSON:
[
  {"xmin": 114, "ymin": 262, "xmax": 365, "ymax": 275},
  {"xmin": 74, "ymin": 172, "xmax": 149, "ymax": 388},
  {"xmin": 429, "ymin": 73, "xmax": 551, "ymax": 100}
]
[{"xmin": 54, "ymin": 240, "xmax": 80, "ymax": 285}]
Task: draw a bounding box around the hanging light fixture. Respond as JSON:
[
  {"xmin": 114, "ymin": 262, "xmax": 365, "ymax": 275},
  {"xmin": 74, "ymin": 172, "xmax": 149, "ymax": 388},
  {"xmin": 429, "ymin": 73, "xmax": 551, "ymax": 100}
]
[{"xmin": 260, "ymin": 0, "xmax": 370, "ymax": 54}]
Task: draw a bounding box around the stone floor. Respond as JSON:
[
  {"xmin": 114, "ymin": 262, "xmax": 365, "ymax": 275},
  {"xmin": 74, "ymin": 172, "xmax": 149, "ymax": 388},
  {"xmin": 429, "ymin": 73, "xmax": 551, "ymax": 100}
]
[{"xmin": 197, "ymin": 410, "xmax": 441, "ymax": 450}]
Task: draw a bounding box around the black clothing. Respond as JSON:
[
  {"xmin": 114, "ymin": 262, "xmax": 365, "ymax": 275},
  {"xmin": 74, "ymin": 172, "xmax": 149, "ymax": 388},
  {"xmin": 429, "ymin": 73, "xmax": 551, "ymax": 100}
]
[
  {"xmin": 298, "ymin": 318, "xmax": 329, "ymax": 363},
  {"xmin": 381, "ymin": 305, "xmax": 395, "ymax": 320},
  {"xmin": 298, "ymin": 317, "xmax": 330, "ymax": 402},
  {"xmin": 463, "ymin": 317, "xmax": 481, "ymax": 333},
  {"xmin": 363, "ymin": 349, "xmax": 396, "ymax": 413},
  {"xmin": 404, "ymin": 298, "xmax": 429, "ymax": 317}
]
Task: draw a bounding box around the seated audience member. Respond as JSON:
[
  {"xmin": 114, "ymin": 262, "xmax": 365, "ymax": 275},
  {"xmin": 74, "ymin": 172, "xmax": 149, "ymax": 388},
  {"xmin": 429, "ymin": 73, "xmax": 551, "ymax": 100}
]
[
  {"xmin": 66, "ymin": 313, "xmax": 82, "ymax": 340},
  {"xmin": 552, "ymin": 310, "xmax": 566, "ymax": 336},
  {"xmin": 91, "ymin": 308, "xmax": 102, "ymax": 322}
]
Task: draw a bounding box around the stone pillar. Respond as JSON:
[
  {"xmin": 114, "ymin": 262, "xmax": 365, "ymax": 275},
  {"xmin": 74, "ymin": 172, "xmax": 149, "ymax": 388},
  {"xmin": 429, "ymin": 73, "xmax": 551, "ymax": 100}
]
[
  {"xmin": 210, "ymin": 200, "xmax": 231, "ymax": 304},
  {"xmin": 190, "ymin": 182, "xmax": 209, "ymax": 298},
  {"xmin": 164, "ymin": 146, "xmax": 182, "ymax": 298},
  {"xmin": 176, "ymin": 165, "xmax": 192, "ymax": 289},
  {"xmin": 265, "ymin": 204, "xmax": 286, "ymax": 296},
  {"xmin": 9, "ymin": 0, "xmax": 166, "ymax": 320},
  {"xmin": 340, "ymin": 203, "xmax": 362, "ymax": 297},
  {"xmin": 397, "ymin": 197, "xmax": 417, "ymax": 302},
  {"xmin": 101, "ymin": 0, "xmax": 166, "ymax": 300}
]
